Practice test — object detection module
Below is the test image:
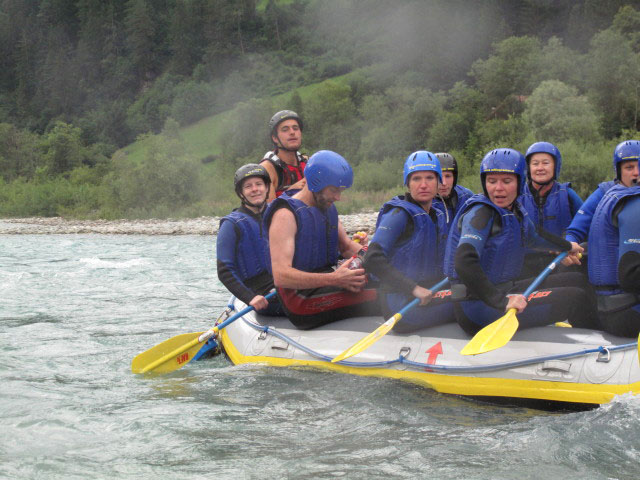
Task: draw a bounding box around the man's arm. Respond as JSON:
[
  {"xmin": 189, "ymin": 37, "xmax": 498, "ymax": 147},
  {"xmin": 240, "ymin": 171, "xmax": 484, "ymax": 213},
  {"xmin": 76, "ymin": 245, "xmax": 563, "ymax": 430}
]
[
  {"xmin": 260, "ymin": 160, "xmax": 279, "ymax": 202},
  {"xmin": 337, "ymin": 220, "xmax": 364, "ymax": 258},
  {"xmin": 269, "ymin": 207, "xmax": 366, "ymax": 291},
  {"xmin": 285, "ymin": 177, "xmax": 306, "ymax": 192}
]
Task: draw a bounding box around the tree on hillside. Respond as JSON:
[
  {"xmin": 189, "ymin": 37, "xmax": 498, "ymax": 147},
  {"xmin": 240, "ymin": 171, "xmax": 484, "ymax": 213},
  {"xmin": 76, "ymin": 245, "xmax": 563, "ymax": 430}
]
[
  {"xmin": 125, "ymin": 0, "xmax": 158, "ymax": 83},
  {"xmin": 168, "ymin": 0, "xmax": 206, "ymax": 76},
  {"xmin": 0, "ymin": 123, "xmax": 40, "ymax": 181},
  {"xmin": 40, "ymin": 122, "xmax": 90, "ymax": 176},
  {"xmin": 470, "ymin": 36, "xmax": 542, "ymax": 116},
  {"xmin": 428, "ymin": 81, "xmax": 487, "ymax": 152},
  {"xmin": 523, "ymin": 80, "xmax": 599, "ymax": 143},
  {"xmin": 587, "ymin": 28, "xmax": 640, "ymax": 137},
  {"xmin": 37, "ymin": 27, "xmax": 83, "ymax": 122},
  {"xmin": 536, "ymin": 36, "xmax": 584, "ymax": 89},
  {"xmin": 220, "ymin": 98, "xmax": 274, "ymax": 161},
  {"xmin": 305, "ymin": 81, "xmax": 358, "ymax": 159},
  {"xmin": 104, "ymin": 119, "xmax": 202, "ymax": 216}
]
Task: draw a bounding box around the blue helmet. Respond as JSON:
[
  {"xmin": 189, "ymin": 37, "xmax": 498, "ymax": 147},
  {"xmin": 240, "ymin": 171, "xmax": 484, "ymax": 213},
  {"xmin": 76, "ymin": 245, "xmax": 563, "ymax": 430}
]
[
  {"xmin": 480, "ymin": 148, "xmax": 526, "ymax": 196},
  {"xmin": 525, "ymin": 142, "xmax": 562, "ymax": 180},
  {"xmin": 613, "ymin": 140, "xmax": 640, "ymax": 180},
  {"xmin": 403, "ymin": 151, "xmax": 443, "ymax": 185},
  {"xmin": 305, "ymin": 150, "xmax": 353, "ymax": 192}
]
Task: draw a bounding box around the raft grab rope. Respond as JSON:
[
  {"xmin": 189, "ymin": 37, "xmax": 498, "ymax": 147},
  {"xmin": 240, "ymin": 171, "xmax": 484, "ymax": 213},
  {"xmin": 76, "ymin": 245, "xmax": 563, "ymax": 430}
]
[{"xmin": 225, "ymin": 306, "xmax": 637, "ymax": 374}]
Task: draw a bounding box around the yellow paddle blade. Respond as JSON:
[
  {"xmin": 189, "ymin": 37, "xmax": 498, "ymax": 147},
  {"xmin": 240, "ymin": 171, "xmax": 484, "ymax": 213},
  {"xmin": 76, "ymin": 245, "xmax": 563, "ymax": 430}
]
[
  {"xmin": 131, "ymin": 331, "xmax": 210, "ymax": 374},
  {"xmin": 460, "ymin": 309, "xmax": 519, "ymax": 356},
  {"xmin": 637, "ymin": 332, "xmax": 640, "ymax": 366},
  {"xmin": 554, "ymin": 321, "xmax": 572, "ymax": 328},
  {"xmin": 331, "ymin": 313, "xmax": 402, "ymax": 363}
]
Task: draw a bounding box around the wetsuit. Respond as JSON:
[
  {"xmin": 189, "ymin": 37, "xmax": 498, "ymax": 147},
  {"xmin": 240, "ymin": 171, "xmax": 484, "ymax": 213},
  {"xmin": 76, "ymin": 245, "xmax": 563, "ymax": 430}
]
[
  {"xmin": 564, "ymin": 180, "xmax": 617, "ymax": 244},
  {"xmin": 264, "ymin": 194, "xmax": 378, "ymax": 330},
  {"xmin": 365, "ymin": 195, "xmax": 453, "ymax": 333},
  {"xmin": 216, "ymin": 206, "xmax": 283, "ymax": 315},
  {"xmin": 444, "ymin": 196, "xmax": 598, "ymax": 334},
  {"xmin": 588, "ymin": 185, "xmax": 640, "ymax": 337}
]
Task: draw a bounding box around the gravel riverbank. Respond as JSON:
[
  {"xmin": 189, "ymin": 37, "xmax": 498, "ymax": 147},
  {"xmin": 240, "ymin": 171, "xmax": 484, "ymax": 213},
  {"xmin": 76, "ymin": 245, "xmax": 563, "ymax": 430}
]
[{"xmin": 0, "ymin": 212, "xmax": 379, "ymax": 235}]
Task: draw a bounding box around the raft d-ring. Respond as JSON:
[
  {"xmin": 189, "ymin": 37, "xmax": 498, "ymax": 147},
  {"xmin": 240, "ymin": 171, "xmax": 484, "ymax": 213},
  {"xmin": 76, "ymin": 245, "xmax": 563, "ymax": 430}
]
[
  {"xmin": 597, "ymin": 347, "xmax": 611, "ymax": 363},
  {"xmin": 215, "ymin": 307, "xmax": 233, "ymax": 326},
  {"xmin": 399, "ymin": 346, "xmax": 411, "ymax": 359}
]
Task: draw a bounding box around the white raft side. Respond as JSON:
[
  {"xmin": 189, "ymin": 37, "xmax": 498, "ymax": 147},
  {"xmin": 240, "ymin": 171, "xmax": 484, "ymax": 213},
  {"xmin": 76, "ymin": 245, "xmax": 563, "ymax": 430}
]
[{"xmin": 218, "ymin": 299, "xmax": 640, "ymax": 405}]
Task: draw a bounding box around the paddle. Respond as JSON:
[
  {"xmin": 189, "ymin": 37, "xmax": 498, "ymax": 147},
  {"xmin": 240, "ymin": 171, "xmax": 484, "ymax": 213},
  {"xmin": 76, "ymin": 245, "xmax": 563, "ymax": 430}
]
[
  {"xmin": 131, "ymin": 291, "xmax": 277, "ymax": 374},
  {"xmin": 331, "ymin": 278, "xmax": 449, "ymax": 363},
  {"xmin": 460, "ymin": 251, "xmax": 569, "ymax": 356}
]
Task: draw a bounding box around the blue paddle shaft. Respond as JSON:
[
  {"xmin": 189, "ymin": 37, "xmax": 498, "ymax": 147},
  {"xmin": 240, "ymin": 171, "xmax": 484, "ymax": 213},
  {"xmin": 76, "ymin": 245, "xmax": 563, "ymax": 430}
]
[
  {"xmin": 521, "ymin": 251, "xmax": 568, "ymax": 297},
  {"xmin": 217, "ymin": 291, "xmax": 277, "ymax": 330},
  {"xmin": 398, "ymin": 277, "xmax": 450, "ymax": 317}
]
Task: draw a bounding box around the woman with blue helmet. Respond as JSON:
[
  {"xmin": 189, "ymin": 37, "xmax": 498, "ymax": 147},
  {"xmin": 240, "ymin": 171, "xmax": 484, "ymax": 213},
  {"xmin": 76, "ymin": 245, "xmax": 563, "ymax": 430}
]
[
  {"xmin": 364, "ymin": 151, "xmax": 453, "ymax": 332},
  {"xmin": 519, "ymin": 142, "xmax": 584, "ymax": 277},
  {"xmin": 265, "ymin": 150, "xmax": 379, "ymax": 329},
  {"xmin": 443, "ymin": 148, "xmax": 598, "ymax": 334},
  {"xmin": 564, "ymin": 140, "xmax": 640, "ymax": 245}
]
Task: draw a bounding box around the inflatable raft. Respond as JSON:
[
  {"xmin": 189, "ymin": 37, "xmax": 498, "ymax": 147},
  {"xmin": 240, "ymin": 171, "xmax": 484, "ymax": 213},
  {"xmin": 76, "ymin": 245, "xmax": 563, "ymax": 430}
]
[{"xmin": 217, "ymin": 297, "xmax": 640, "ymax": 409}]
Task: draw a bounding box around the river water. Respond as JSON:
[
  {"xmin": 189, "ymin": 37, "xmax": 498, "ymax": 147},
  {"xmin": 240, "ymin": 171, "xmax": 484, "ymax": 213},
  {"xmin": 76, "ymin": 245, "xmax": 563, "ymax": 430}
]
[{"xmin": 2, "ymin": 234, "xmax": 639, "ymax": 479}]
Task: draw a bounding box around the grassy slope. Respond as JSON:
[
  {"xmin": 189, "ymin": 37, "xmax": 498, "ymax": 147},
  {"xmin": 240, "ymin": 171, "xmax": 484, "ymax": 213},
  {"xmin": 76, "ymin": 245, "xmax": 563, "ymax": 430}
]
[{"xmin": 121, "ymin": 72, "xmax": 356, "ymax": 165}]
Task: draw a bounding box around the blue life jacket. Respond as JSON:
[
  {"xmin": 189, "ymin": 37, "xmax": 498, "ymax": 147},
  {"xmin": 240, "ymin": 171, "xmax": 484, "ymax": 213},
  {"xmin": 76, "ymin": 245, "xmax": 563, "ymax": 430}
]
[
  {"xmin": 432, "ymin": 185, "xmax": 474, "ymax": 229},
  {"xmin": 588, "ymin": 184, "xmax": 640, "ymax": 292},
  {"xmin": 219, "ymin": 210, "xmax": 269, "ymax": 281},
  {"xmin": 376, "ymin": 196, "xmax": 446, "ymax": 283},
  {"xmin": 444, "ymin": 194, "xmax": 532, "ymax": 284},
  {"xmin": 598, "ymin": 180, "xmax": 617, "ymax": 195},
  {"xmin": 264, "ymin": 194, "xmax": 339, "ymax": 272},
  {"xmin": 520, "ymin": 181, "xmax": 574, "ymax": 236}
]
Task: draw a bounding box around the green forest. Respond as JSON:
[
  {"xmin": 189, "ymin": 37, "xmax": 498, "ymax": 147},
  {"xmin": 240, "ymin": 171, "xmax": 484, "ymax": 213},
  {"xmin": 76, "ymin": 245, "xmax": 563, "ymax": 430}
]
[{"xmin": 2, "ymin": 0, "xmax": 640, "ymax": 218}]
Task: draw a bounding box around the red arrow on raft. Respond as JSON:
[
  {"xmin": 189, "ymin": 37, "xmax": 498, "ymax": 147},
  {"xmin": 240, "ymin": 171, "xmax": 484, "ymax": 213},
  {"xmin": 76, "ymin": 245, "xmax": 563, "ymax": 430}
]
[{"xmin": 425, "ymin": 341, "xmax": 443, "ymax": 371}]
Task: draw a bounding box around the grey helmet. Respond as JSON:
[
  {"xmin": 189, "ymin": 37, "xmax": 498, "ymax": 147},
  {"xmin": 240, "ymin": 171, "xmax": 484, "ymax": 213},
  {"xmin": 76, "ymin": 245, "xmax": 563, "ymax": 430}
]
[
  {"xmin": 435, "ymin": 152, "xmax": 458, "ymax": 187},
  {"xmin": 269, "ymin": 110, "xmax": 303, "ymax": 151},
  {"xmin": 233, "ymin": 163, "xmax": 271, "ymax": 207}
]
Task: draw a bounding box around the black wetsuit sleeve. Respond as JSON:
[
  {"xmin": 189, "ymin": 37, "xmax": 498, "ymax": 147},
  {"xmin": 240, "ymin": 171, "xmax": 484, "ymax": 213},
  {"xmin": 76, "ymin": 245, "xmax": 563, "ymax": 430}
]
[
  {"xmin": 619, "ymin": 252, "xmax": 640, "ymax": 293},
  {"xmin": 364, "ymin": 242, "xmax": 417, "ymax": 296},
  {"xmin": 363, "ymin": 207, "xmax": 417, "ymax": 296},
  {"xmin": 216, "ymin": 219, "xmax": 259, "ymax": 305},
  {"xmin": 217, "ymin": 259, "xmax": 258, "ymax": 305},
  {"xmin": 532, "ymin": 226, "xmax": 573, "ymax": 252},
  {"xmin": 617, "ymin": 196, "xmax": 640, "ymax": 293},
  {"xmin": 455, "ymin": 243, "xmax": 509, "ymax": 310},
  {"xmin": 453, "ymin": 204, "xmax": 509, "ymax": 310}
]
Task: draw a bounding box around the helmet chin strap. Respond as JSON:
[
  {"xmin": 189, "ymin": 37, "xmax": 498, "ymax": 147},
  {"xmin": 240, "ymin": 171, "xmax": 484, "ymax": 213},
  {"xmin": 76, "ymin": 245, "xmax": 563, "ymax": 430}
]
[
  {"xmin": 239, "ymin": 193, "xmax": 266, "ymax": 210},
  {"xmin": 274, "ymin": 134, "xmax": 297, "ymax": 152},
  {"xmin": 530, "ymin": 175, "xmax": 554, "ymax": 187}
]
